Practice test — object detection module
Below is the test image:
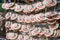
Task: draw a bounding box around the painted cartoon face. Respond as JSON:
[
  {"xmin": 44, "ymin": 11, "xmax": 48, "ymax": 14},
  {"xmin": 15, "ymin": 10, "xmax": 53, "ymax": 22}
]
[
  {"xmin": 35, "ymin": 2, "xmax": 45, "ymax": 11},
  {"xmin": 20, "ymin": 25, "xmax": 28, "ymax": 32},
  {"xmin": 17, "ymin": 34, "xmax": 23, "ymax": 40},
  {"xmin": 43, "ymin": 0, "xmax": 57, "ymax": 7},
  {"xmin": 49, "ymin": 23, "xmax": 59, "ymax": 30},
  {"xmin": 28, "ymin": 5, "xmax": 34, "ymax": 12},
  {"xmin": 2, "ymin": 3, "xmax": 10, "ymax": 10},
  {"xmin": 44, "ymin": 29, "xmax": 53, "ymax": 37},
  {"xmin": 39, "ymin": 28, "xmax": 45, "ymax": 36},
  {"xmin": 11, "ymin": 23, "xmax": 21, "ymax": 30},
  {"xmin": 38, "ymin": 13, "xmax": 45, "ymax": 21},
  {"xmin": 24, "ymin": 15, "xmax": 31, "ymax": 23},
  {"xmin": 27, "ymin": 24, "xmax": 35, "ymax": 31},
  {"xmin": 5, "ymin": 21, "xmax": 12, "ymax": 28},
  {"xmin": 30, "ymin": 28, "xmax": 39, "ymax": 36},
  {"xmin": 10, "ymin": 13, "xmax": 18, "ymax": 20},
  {"xmin": 6, "ymin": 32, "xmax": 18, "ymax": 40},
  {"xmin": 35, "ymin": 13, "xmax": 44, "ymax": 22},
  {"xmin": 14, "ymin": 4, "xmax": 23, "ymax": 12},
  {"xmin": 35, "ymin": 14, "xmax": 40, "ymax": 22},
  {"xmin": 48, "ymin": 0, "xmax": 57, "ymax": 7},
  {"xmin": 23, "ymin": 35, "xmax": 29, "ymax": 40},
  {"xmin": 5, "ymin": 12, "xmax": 12, "ymax": 19},
  {"xmin": 17, "ymin": 15, "xmax": 23, "ymax": 22},
  {"xmin": 23, "ymin": 5, "xmax": 29, "ymax": 13}
]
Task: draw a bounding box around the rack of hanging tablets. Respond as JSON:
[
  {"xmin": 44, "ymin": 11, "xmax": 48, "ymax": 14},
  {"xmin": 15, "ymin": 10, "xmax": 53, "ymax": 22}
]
[{"xmin": 3, "ymin": 0, "xmax": 60, "ymax": 40}]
